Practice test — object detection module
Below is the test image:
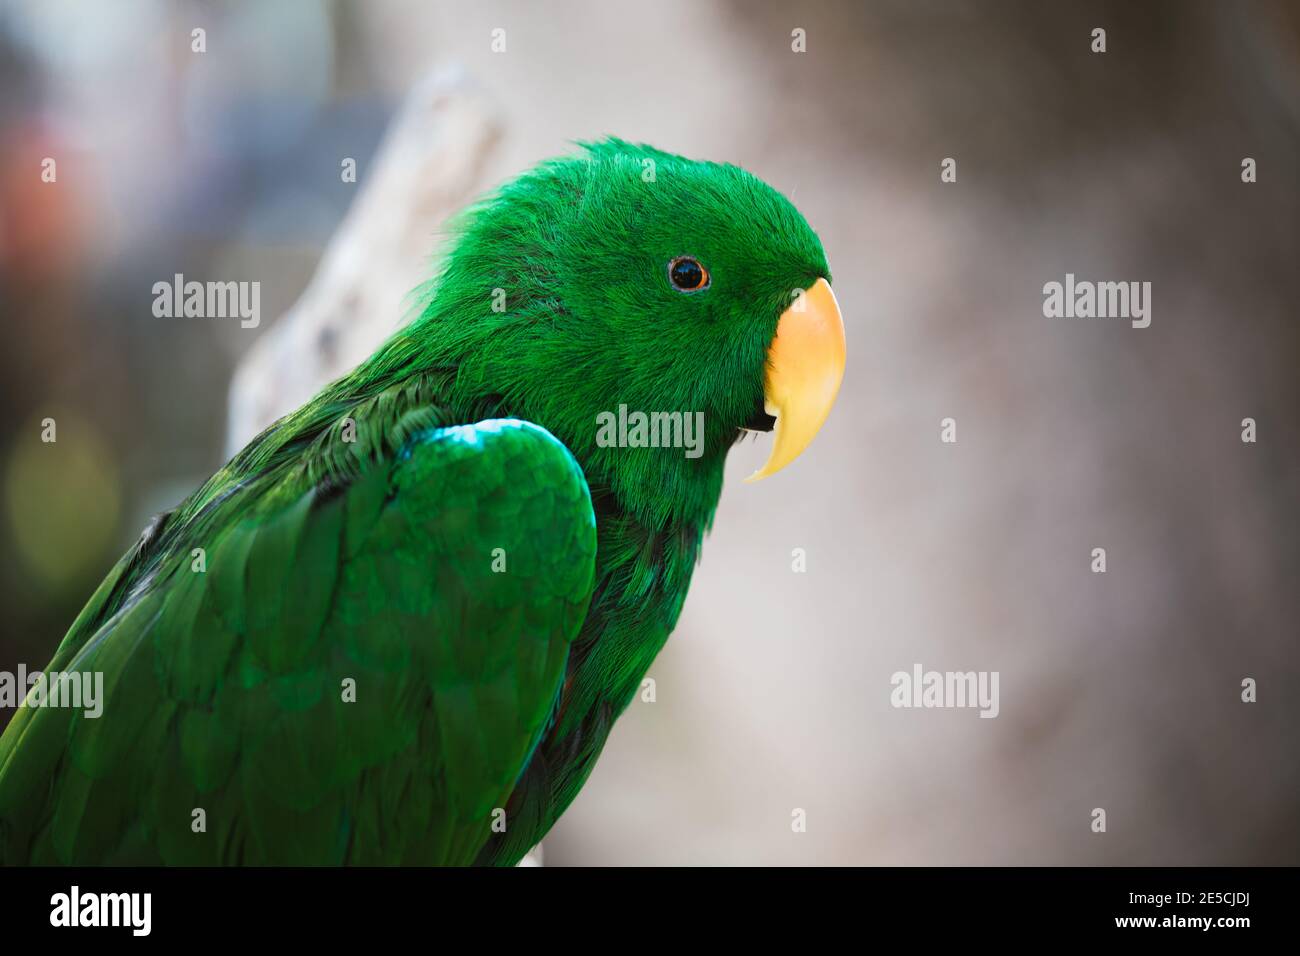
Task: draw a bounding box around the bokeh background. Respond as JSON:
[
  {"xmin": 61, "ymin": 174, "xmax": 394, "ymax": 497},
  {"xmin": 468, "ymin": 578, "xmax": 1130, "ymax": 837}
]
[{"xmin": 1, "ymin": 0, "xmax": 1296, "ymax": 864}]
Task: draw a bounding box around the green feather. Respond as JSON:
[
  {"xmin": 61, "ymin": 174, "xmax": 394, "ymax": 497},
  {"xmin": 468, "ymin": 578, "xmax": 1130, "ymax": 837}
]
[{"xmin": 0, "ymin": 138, "xmax": 828, "ymax": 865}]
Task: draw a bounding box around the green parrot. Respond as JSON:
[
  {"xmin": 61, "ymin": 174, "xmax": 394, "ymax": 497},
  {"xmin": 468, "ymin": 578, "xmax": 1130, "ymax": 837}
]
[{"xmin": 0, "ymin": 138, "xmax": 845, "ymax": 865}]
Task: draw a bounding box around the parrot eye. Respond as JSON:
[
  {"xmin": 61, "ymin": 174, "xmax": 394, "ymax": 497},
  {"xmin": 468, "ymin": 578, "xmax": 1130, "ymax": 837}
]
[{"xmin": 668, "ymin": 256, "xmax": 709, "ymax": 292}]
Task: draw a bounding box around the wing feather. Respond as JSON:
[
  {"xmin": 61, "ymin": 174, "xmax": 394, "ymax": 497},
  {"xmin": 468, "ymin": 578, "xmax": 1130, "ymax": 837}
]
[{"xmin": 0, "ymin": 418, "xmax": 595, "ymax": 865}]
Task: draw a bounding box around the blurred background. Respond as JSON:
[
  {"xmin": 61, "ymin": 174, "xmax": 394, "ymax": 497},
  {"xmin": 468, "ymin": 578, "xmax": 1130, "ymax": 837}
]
[{"xmin": 1, "ymin": 0, "xmax": 1296, "ymax": 864}]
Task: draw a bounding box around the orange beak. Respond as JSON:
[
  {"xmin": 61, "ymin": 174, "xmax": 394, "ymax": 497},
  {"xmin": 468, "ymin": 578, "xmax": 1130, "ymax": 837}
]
[{"xmin": 745, "ymin": 278, "xmax": 846, "ymax": 482}]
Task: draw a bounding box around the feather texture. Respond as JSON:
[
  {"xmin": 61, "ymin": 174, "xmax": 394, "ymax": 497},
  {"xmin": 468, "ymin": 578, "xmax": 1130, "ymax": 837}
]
[{"xmin": 0, "ymin": 139, "xmax": 828, "ymax": 864}]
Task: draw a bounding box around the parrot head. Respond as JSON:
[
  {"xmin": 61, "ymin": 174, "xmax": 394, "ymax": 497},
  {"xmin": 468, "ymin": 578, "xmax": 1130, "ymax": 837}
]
[{"xmin": 409, "ymin": 137, "xmax": 845, "ymax": 524}]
